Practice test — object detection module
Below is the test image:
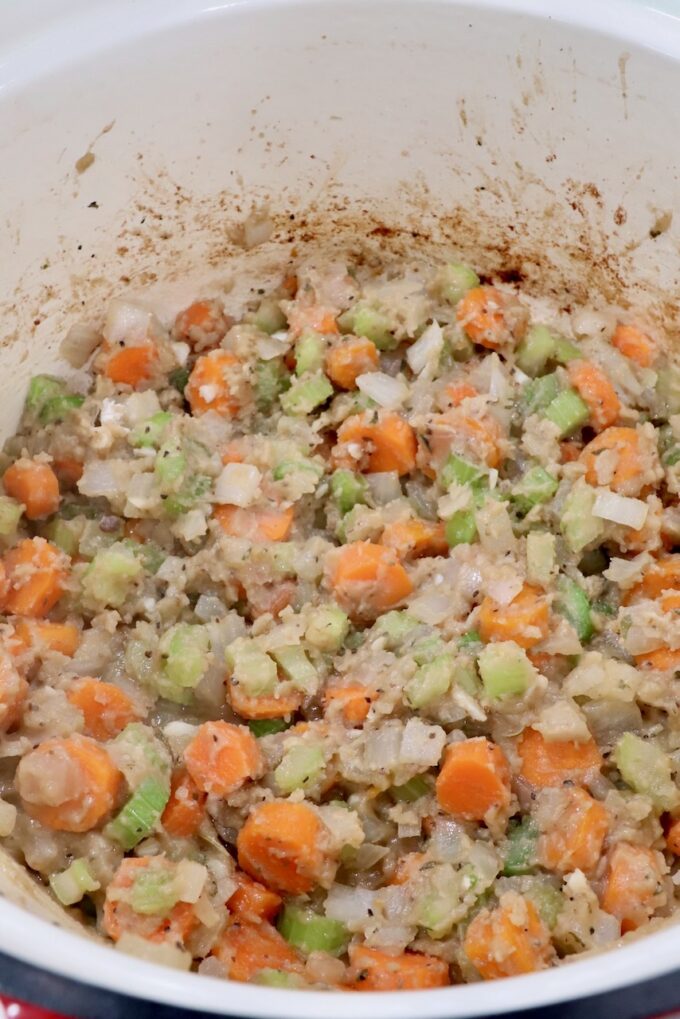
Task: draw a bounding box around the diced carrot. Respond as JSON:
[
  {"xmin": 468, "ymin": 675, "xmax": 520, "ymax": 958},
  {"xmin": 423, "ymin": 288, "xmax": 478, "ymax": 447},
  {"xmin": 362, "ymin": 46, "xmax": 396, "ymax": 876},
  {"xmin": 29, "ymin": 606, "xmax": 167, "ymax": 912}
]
[
  {"xmin": 325, "ymin": 337, "xmax": 379, "ymax": 390},
  {"xmin": 183, "ymin": 721, "xmax": 262, "ymax": 797},
  {"xmin": 282, "ymin": 275, "xmax": 298, "ymax": 297},
  {"xmin": 103, "ymin": 857, "xmax": 198, "ymax": 944},
  {"xmin": 287, "ymin": 305, "xmax": 339, "ymax": 338},
  {"xmin": 237, "ymin": 800, "xmax": 329, "ymax": 894},
  {"xmin": 635, "ymin": 647, "xmax": 680, "ymax": 671},
  {"xmin": 245, "ymin": 580, "xmax": 297, "ymax": 621},
  {"xmin": 478, "ymin": 584, "xmax": 550, "ymax": 650},
  {"xmin": 601, "ymin": 842, "xmax": 666, "ymax": 933},
  {"xmin": 3, "ymin": 459, "xmax": 60, "ymax": 520},
  {"xmin": 348, "ymin": 944, "xmax": 449, "ymax": 991},
  {"xmin": 174, "ymin": 299, "xmax": 229, "ymax": 349},
  {"xmin": 104, "ymin": 345, "xmax": 157, "ymax": 387},
  {"xmin": 463, "ymin": 894, "xmax": 554, "ymax": 980},
  {"xmin": 220, "ymin": 441, "xmax": 245, "ymax": 465},
  {"xmin": 567, "ymin": 359, "xmax": 620, "ymax": 432},
  {"xmin": 67, "ymin": 678, "xmax": 141, "ymax": 741},
  {"xmin": 51, "ymin": 457, "xmax": 84, "ymax": 488},
  {"xmin": 580, "ymin": 427, "xmax": 643, "ymax": 495},
  {"xmin": 560, "ymin": 441, "xmax": 582, "ymax": 463},
  {"xmin": 3, "ymin": 538, "xmax": 69, "ymax": 618},
  {"xmin": 665, "ymin": 817, "xmax": 680, "ymax": 856},
  {"xmin": 380, "ymin": 519, "xmax": 448, "ymax": 559},
  {"xmin": 10, "ymin": 619, "xmax": 80, "ymax": 658},
  {"xmin": 228, "ymin": 872, "xmax": 282, "ymax": 924},
  {"xmin": 456, "ymin": 286, "xmax": 527, "ymax": 350},
  {"xmin": 334, "ymin": 412, "xmax": 417, "ymax": 476},
  {"xmin": 389, "ymin": 851, "xmax": 428, "ymax": 886},
  {"xmin": 538, "ymin": 788, "xmax": 609, "ymax": 874},
  {"xmin": 212, "ymin": 919, "xmax": 303, "ymax": 982},
  {"xmin": 425, "ymin": 411, "xmax": 503, "ymax": 469},
  {"xmin": 161, "ymin": 768, "xmax": 207, "ymax": 839},
  {"xmin": 661, "ymin": 592, "xmax": 680, "ymax": 613},
  {"xmin": 445, "ymin": 381, "xmax": 478, "ymax": 406},
  {"xmin": 327, "ymin": 541, "xmax": 413, "ymax": 619},
  {"xmin": 517, "ymin": 727, "xmax": 603, "ymax": 789},
  {"xmin": 16, "ymin": 735, "xmax": 121, "ymax": 832},
  {"xmin": 228, "ymin": 679, "xmax": 302, "ymax": 721},
  {"xmin": 612, "ymin": 323, "xmax": 657, "ymax": 368},
  {"xmin": 324, "ymin": 685, "xmax": 378, "ymax": 726},
  {"xmin": 436, "ymin": 737, "xmax": 511, "ymax": 820},
  {"xmin": 214, "ymin": 504, "xmax": 294, "ymax": 542},
  {"xmin": 630, "ymin": 556, "xmax": 680, "ymax": 601},
  {"xmin": 0, "ymin": 646, "xmax": 27, "ymax": 733},
  {"xmin": 186, "ymin": 350, "xmax": 242, "ymax": 417}
]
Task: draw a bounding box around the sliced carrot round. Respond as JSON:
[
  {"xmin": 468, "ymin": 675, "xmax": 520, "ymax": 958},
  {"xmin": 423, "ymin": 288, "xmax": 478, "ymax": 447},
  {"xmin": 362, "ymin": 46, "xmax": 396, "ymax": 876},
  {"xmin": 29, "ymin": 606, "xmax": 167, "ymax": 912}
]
[
  {"xmin": 380, "ymin": 519, "xmax": 448, "ymax": 559},
  {"xmin": 478, "ymin": 584, "xmax": 549, "ymax": 649},
  {"xmin": 184, "ymin": 721, "xmax": 263, "ymax": 796},
  {"xmin": 436, "ymin": 737, "xmax": 511, "ymax": 820},
  {"xmin": 3, "ymin": 459, "xmax": 60, "ymax": 520},
  {"xmin": 327, "ymin": 541, "xmax": 413, "ymax": 619},
  {"xmin": 325, "ymin": 336, "xmax": 379, "ymax": 390},
  {"xmin": 538, "ymin": 787, "xmax": 608, "ymax": 874},
  {"xmin": 67, "ymin": 678, "xmax": 141, "ymax": 741},
  {"xmin": 161, "ymin": 768, "xmax": 206, "ymax": 839},
  {"xmin": 567, "ymin": 359, "xmax": 620, "ymax": 432},
  {"xmin": 105, "ymin": 345, "xmax": 157, "ymax": 387},
  {"xmin": 186, "ymin": 350, "xmax": 242, "ymax": 416},
  {"xmin": 601, "ymin": 842, "xmax": 666, "ymax": 933},
  {"xmin": 335, "ymin": 412, "xmax": 417, "ymax": 475},
  {"xmin": 456, "ymin": 286, "xmax": 527, "ymax": 350},
  {"xmin": 174, "ymin": 299, "xmax": 229, "ymax": 350},
  {"xmin": 227, "ymin": 872, "xmax": 282, "ymax": 924},
  {"xmin": 464, "ymin": 894, "xmax": 554, "ymax": 979},
  {"xmin": 348, "ymin": 944, "xmax": 449, "ymax": 991},
  {"xmin": 212, "ymin": 919, "xmax": 303, "ymax": 982},
  {"xmin": 11, "ymin": 620, "xmax": 80, "ymax": 658},
  {"xmin": 237, "ymin": 800, "xmax": 328, "ymax": 894},
  {"xmin": 214, "ymin": 504, "xmax": 294, "ymax": 542},
  {"xmin": 0, "ymin": 646, "xmax": 27, "ymax": 733},
  {"xmin": 611, "ymin": 323, "xmax": 657, "ymax": 368},
  {"xmin": 3, "ymin": 538, "xmax": 69, "ymax": 618},
  {"xmin": 580, "ymin": 427, "xmax": 644, "ymax": 495},
  {"xmin": 103, "ymin": 857, "xmax": 198, "ymax": 944},
  {"xmin": 517, "ymin": 727, "xmax": 602, "ymax": 789}
]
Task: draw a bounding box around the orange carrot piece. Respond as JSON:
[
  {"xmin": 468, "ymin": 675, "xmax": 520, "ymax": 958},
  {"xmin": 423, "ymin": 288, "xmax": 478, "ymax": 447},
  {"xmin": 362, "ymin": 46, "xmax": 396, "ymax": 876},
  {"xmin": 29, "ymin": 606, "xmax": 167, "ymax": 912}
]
[
  {"xmin": 227, "ymin": 873, "xmax": 282, "ymax": 924},
  {"xmin": 665, "ymin": 817, "xmax": 680, "ymax": 856},
  {"xmin": 67, "ymin": 678, "xmax": 141, "ymax": 741},
  {"xmin": 52, "ymin": 457, "xmax": 84, "ymax": 488},
  {"xmin": 567, "ymin": 359, "xmax": 620, "ymax": 432},
  {"xmin": 632, "ymin": 556, "xmax": 680, "ymax": 601},
  {"xmin": 161, "ymin": 768, "xmax": 206, "ymax": 838},
  {"xmin": 324, "ymin": 685, "xmax": 378, "ymax": 726},
  {"xmin": 228, "ymin": 679, "xmax": 302, "ymax": 721},
  {"xmin": 325, "ymin": 337, "xmax": 379, "ymax": 390},
  {"xmin": 214, "ymin": 504, "xmax": 294, "ymax": 542},
  {"xmin": 10, "ymin": 619, "xmax": 80, "ymax": 658},
  {"xmin": 463, "ymin": 894, "xmax": 554, "ymax": 980},
  {"xmin": 389, "ymin": 851, "xmax": 428, "ymax": 886},
  {"xmin": 103, "ymin": 857, "xmax": 198, "ymax": 944},
  {"xmin": 478, "ymin": 584, "xmax": 550, "ymax": 650},
  {"xmin": 445, "ymin": 381, "xmax": 478, "ymax": 406},
  {"xmin": 3, "ymin": 538, "xmax": 68, "ymax": 618},
  {"xmin": 327, "ymin": 541, "xmax": 413, "ymax": 619},
  {"xmin": 212, "ymin": 920, "xmax": 303, "ymax": 982},
  {"xmin": 601, "ymin": 842, "xmax": 666, "ymax": 933},
  {"xmin": 436, "ymin": 737, "xmax": 511, "ymax": 820},
  {"xmin": 16, "ymin": 735, "xmax": 121, "ymax": 832},
  {"xmin": 380, "ymin": 519, "xmax": 448, "ymax": 559},
  {"xmin": 237, "ymin": 801, "xmax": 328, "ymax": 895},
  {"xmin": 186, "ymin": 350, "xmax": 242, "ymax": 416},
  {"xmin": 517, "ymin": 727, "xmax": 603, "ymax": 789},
  {"xmin": 580, "ymin": 427, "xmax": 643, "ymax": 495},
  {"xmin": 287, "ymin": 305, "xmax": 339, "ymax": 339},
  {"xmin": 560, "ymin": 441, "xmax": 582, "ymax": 463},
  {"xmin": 174, "ymin": 299, "xmax": 229, "ymax": 350},
  {"xmin": 348, "ymin": 944, "xmax": 449, "ymax": 991},
  {"xmin": 612, "ymin": 323, "xmax": 657, "ymax": 368},
  {"xmin": 456, "ymin": 286, "xmax": 527, "ymax": 350},
  {"xmin": 635, "ymin": 647, "xmax": 680, "ymax": 671},
  {"xmin": 3, "ymin": 459, "xmax": 60, "ymax": 520},
  {"xmin": 184, "ymin": 721, "xmax": 262, "ymax": 797},
  {"xmin": 0, "ymin": 646, "xmax": 27, "ymax": 733},
  {"xmin": 538, "ymin": 788, "xmax": 609, "ymax": 874},
  {"xmin": 661, "ymin": 592, "xmax": 680, "ymax": 613},
  {"xmin": 335, "ymin": 412, "xmax": 417, "ymax": 475},
  {"xmin": 104, "ymin": 345, "xmax": 157, "ymax": 387}
]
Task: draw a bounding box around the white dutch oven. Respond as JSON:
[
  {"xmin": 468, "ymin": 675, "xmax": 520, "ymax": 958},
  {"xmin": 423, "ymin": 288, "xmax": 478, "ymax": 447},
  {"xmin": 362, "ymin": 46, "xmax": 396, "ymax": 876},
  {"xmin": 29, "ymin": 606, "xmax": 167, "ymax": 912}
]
[{"xmin": 0, "ymin": 0, "xmax": 679, "ymax": 1015}]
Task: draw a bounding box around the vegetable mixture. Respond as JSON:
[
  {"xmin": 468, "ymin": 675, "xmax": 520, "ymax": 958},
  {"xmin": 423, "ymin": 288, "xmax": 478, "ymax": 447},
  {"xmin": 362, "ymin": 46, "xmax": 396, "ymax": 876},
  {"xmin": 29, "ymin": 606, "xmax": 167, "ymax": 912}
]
[{"xmin": 0, "ymin": 259, "xmax": 679, "ymax": 990}]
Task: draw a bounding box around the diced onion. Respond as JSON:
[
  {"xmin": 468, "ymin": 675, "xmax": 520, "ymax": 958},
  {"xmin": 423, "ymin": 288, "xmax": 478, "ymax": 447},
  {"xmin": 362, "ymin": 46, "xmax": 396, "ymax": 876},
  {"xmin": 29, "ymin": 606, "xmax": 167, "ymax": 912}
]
[
  {"xmin": 104, "ymin": 299, "xmax": 155, "ymax": 346},
  {"xmin": 256, "ymin": 334, "xmax": 290, "ymax": 360},
  {"xmin": 408, "ymin": 591, "xmax": 451, "ymax": 625},
  {"xmin": 400, "ymin": 718, "xmax": 446, "ymax": 767},
  {"xmin": 366, "ymin": 472, "xmax": 401, "ymax": 505},
  {"xmin": 242, "ymin": 209, "xmax": 274, "ymax": 250},
  {"xmin": 194, "ymin": 595, "xmax": 226, "ymax": 621},
  {"xmin": 60, "ymin": 321, "xmax": 101, "ymax": 367},
  {"xmin": 78, "ymin": 460, "xmax": 120, "ymax": 498},
  {"xmin": 175, "ymin": 860, "xmax": 208, "ymax": 903},
  {"xmin": 0, "ymin": 798, "xmax": 17, "ymax": 837},
  {"xmin": 171, "ymin": 341, "xmax": 190, "ymax": 367},
  {"xmin": 593, "ymin": 489, "xmax": 648, "ymax": 529},
  {"xmin": 116, "ymin": 933, "xmax": 192, "ymax": 970},
  {"xmin": 406, "ymin": 321, "xmax": 443, "ymax": 375},
  {"xmin": 356, "ymin": 372, "xmax": 409, "ymax": 409},
  {"xmin": 325, "ymin": 885, "xmax": 376, "ymax": 930},
  {"xmin": 214, "ymin": 463, "xmax": 261, "ymax": 506},
  {"xmin": 603, "ymin": 552, "xmax": 653, "ymax": 588},
  {"xmin": 173, "ymin": 508, "xmax": 207, "ymax": 542},
  {"xmin": 124, "ymin": 391, "xmax": 161, "ymax": 425}
]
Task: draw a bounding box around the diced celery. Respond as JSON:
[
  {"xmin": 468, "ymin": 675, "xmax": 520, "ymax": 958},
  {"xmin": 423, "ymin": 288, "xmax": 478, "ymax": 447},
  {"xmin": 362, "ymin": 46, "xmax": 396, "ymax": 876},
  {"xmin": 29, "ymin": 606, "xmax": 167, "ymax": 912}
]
[
  {"xmin": 556, "ymin": 576, "xmax": 593, "ymax": 643},
  {"xmin": 159, "ymin": 624, "xmax": 210, "ymax": 702},
  {"xmin": 544, "ymin": 389, "xmax": 590, "ymax": 436},
  {"xmin": 656, "ymin": 361, "xmax": 680, "ymax": 414},
  {"xmin": 553, "ymin": 337, "xmax": 581, "ymax": 363},
  {"xmin": 280, "ymin": 374, "xmax": 333, "ymax": 415},
  {"xmin": 278, "ymin": 905, "xmax": 349, "ymax": 957},
  {"xmin": 614, "ymin": 732, "xmax": 680, "ymax": 810},
  {"xmin": 249, "ymin": 718, "xmax": 292, "ymax": 738},
  {"xmin": 440, "ymin": 453, "xmax": 486, "ymax": 490},
  {"xmin": 412, "ymin": 635, "xmax": 447, "ymax": 665},
  {"xmin": 81, "ymin": 543, "xmax": 143, "ymax": 609},
  {"xmin": 274, "ymin": 743, "xmax": 325, "ymax": 794},
  {"xmin": 129, "ymin": 867, "xmax": 179, "ymax": 915},
  {"xmin": 112, "ymin": 723, "xmax": 172, "ymax": 785},
  {"xmin": 663, "ymin": 446, "xmax": 680, "ymax": 467},
  {"xmin": 458, "ymin": 630, "xmax": 482, "ymax": 651},
  {"xmin": 404, "ymin": 654, "xmax": 455, "ymax": 708},
  {"xmin": 49, "ymin": 858, "xmax": 100, "ymax": 906},
  {"xmin": 40, "ymin": 395, "xmax": 85, "ymax": 424},
  {"xmin": 0, "ymin": 496, "xmax": 23, "ymax": 536},
  {"xmin": 254, "ymin": 970, "xmax": 305, "ymax": 988},
  {"xmin": 511, "ymin": 467, "xmax": 558, "ymax": 514},
  {"xmin": 295, "ymin": 332, "xmax": 325, "ymax": 376},
  {"xmin": 155, "ymin": 440, "xmax": 186, "ymax": 488},
  {"xmin": 374, "ymin": 610, "xmax": 419, "ymax": 649},
  {"xmin": 271, "ymin": 645, "xmax": 317, "ymax": 693},
  {"xmin": 255, "ymin": 358, "xmax": 291, "ymax": 412},
  {"xmin": 164, "ymin": 474, "xmax": 211, "ymax": 519},
  {"xmin": 453, "ymin": 659, "xmax": 481, "ymax": 695},
  {"xmin": 592, "ymin": 599, "xmax": 617, "ymax": 618},
  {"xmin": 352, "ymin": 303, "xmax": 396, "ymax": 350},
  {"xmin": 478, "ymin": 642, "xmax": 535, "ymax": 700},
  {"xmin": 523, "ymin": 879, "xmax": 563, "ymax": 929},
  {"xmin": 391, "ymin": 773, "xmax": 432, "ymax": 802},
  {"xmin": 105, "ymin": 776, "xmax": 170, "ymax": 850},
  {"xmin": 129, "ymin": 411, "xmax": 172, "ymax": 449},
  {"xmin": 78, "ymin": 518, "xmax": 122, "ymax": 558},
  {"xmin": 225, "ymin": 639, "xmax": 278, "ymax": 697},
  {"xmin": 123, "ymin": 539, "xmax": 165, "ymax": 575},
  {"xmin": 169, "ymin": 367, "xmax": 190, "ymax": 394},
  {"xmin": 273, "ymin": 459, "xmax": 323, "ymax": 482},
  {"xmin": 254, "ymin": 297, "xmax": 287, "ymax": 335},
  {"xmin": 330, "ymin": 469, "xmax": 367, "ymax": 515},
  {"xmin": 502, "ymin": 817, "xmax": 538, "ymax": 876},
  {"xmin": 523, "ymin": 372, "xmax": 561, "ymax": 414},
  {"xmin": 526, "ymin": 531, "xmax": 556, "ymax": 587},
  {"xmin": 516, "ymin": 325, "xmax": 556, "ymax": 377},
  {"xmin": 561, "ymin": 480, "xmax": 605, "ymax": 553},
  {"xmin": 25, "ymin": 375, "xmax": 65, "ymax": 416},
  {"xmin": 445, "ymin": 510, "xmax": 477, "ymax": 547},
  {"xmin": 305, "ymin": 605, "xmax": 349, "ymax": 652},
  {"xmin": 435, "ymin": 262, "xmax": 480, "ymax": 306},
  {"xmin": 265, "ymin": 543, "xmax": 297, "ymax": 577}
]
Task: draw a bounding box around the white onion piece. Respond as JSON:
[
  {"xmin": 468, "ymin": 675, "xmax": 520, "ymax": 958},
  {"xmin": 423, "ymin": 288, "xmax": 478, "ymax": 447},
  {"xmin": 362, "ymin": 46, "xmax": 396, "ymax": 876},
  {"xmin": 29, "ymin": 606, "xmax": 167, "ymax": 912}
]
[
  {"xmin": 194, "ymin": 595, "xmax": 226, "ymax": 621},
  {"xmin": 325, "ymin": 886, "xmax": 376, "ymax": 931},
  {"xmin": 356, "ymin": 372, "xmax": 408, "ymax": 409},
  {"xmin": 406, "ymin": 320, "xmax": 443, "ymax": 374},
  {"xmin": 242, "ymin": 210, "xmax": 274, "ymax": 249},
  {"xmin": 60, "ymin": 321, "xmax": 101, "ymax": 367},
  {"xmin": 104, "ymin": 298, "xmax": 155, "ymax": 346},
  {"xmin": 0, "ymin": 799, "xmax": 17, "ymax": 836},
  {"xmin": 407, "ymin": 591, "xmax": 451, "ymax": 625},
  {"xmin": 126, "ymin": 472, "xmax": 158, "ymax": 511},
  {"xmin": 366, "ymin": 472, "xmax": 401, "ymax": 505},
  {"xmin": 175, "ymin": 861, "xmax": 208, "ymax": 904},
  {"xmin": 594, "ymin": 489, "xmax": 648, "ymax": 529},
  {"xmin": 604, "ymin": 552, "xmax": 653, "ymax": 588},
  {"xmin": 77, "ymin": 460, "xmax": 120, "ymax": 498},
  {"xmin": 174, "ymin": 508, "xmax": 207, "ymax": 542},
  {"xmin": 214, "ymin": 463, "xmax": 261, "ymax": 506},
  {"xmin": 487, "ymin": 353, "xmax": 510, "ymax": 401},
  {"xmin": 400, "ymin": 718, "xmax": 446, "ymax": 767},
  {"xmin": 116, "ymin": 934, "xmax": 191, "ymax": 970},
  {"xmin": 256, "ymin": 333, "xmax": 290, "ymax": 360},
  {"xmin": 171, "ymin": 341, "xmax": 190, "ymax": 366},
  {"xmin": 124, "ymin": 390, "xmax": 161, "ymax": 425}
]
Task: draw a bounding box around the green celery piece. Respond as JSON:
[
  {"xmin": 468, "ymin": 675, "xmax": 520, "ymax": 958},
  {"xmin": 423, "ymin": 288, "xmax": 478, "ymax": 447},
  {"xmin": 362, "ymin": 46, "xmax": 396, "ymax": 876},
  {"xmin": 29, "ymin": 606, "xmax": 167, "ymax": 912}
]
[
  {"xmin": 523, "ymin": 372, "xmax": 561, "ymax": 414},
  {"xmin": 614, "ymin": 733, "xmax": 680, "ymax": 811},
  {"xmin": 273, "ymin": 459, "xmax": 323, "ymax": 482},
  {"xmin": 105, "ymin": 776, "xmax": 170, "ymax": 850},
  {"xmin": 592, "ymin": 599, "xmax": 617, "ymax": 618},
  {"xmin": 526, "ymin": 531, "xmax": 556, "ymax": 587},
  {"xmin": 511, "ymin": 466, "xmax": 558, "ymax": 514},
  {"xmin": 524, "ymin": 879, "xmax": 564, "ymax": 929},
  {"xmin": 374, "ymin": 610, "xmax": 419, "ymax": 649},
  {"xmin": 305, "ymin": 605, "xmax": 349, "ymax": 652},
  {"xmin": 453, "ymin": 659, "xmax": 481, "ymax": 695},
  {"xmin": 656, "ymin": 362, "xmax": 680, "ymax": 414},
  {"xmin": 271, "ymin": 645, "xmax": 317, "ymax": 692},
  {"xmin": 49, "ymin": 859, "xmax": 100, "ymax": 906},
  {"xmin": 78, "ymin": 518, "xmax": 122, "ymax": 558},
  {"xmin": 391, "ymin": 773, "xmax": 432, "ymax": 802},
  {"xmin": 122, "ymin": 538, "xmax": 165, "ymax": 575},
  {"xmin": 440, "ymin": 453, "xmax": 486, "ymax": 490},
  {"xmin": 254, "ymin": 297, "xmax": 286, "ymax": 335},
  {"xmin": 556, "ymin": 576, "xmax": 593, "ymax": 643},
  {"xmin": 155, "ymin": 439, "xmax": 186, "ymax": 488},
  {"xmin": 561, "ymin": 480, "xmax": 605, "ymax": 553},
  {"xmin": 130, "ymin": 867, "xmax": 180, "ymax": 915},
  {"xmin": 458, "ymin": 630, "xmax": 482, "ymax": 650},
  {"xmin": 445, "ymin": 510, "xmax": 477, "ymax": 547},
  {"xmin": 478, "ymin": 642, "xmax": 534, "ymax": 699},
  {"xmin": 129, "ymin": 411, "xmax": 172, "ymax": 448},
  {"xmin": 225, "ymin": 640, "xmax": 278, "ymax": 697},
  {"xmin": 352, "ymin": 303, "xmax": 396, "ymax": 350},
  {"xmin": 436, "ymin": 262, "xmax": 480, "ymax": 306},
  {"xmin": 249, "ymin": 718, "xmax": 292, "ymax": 738},
  {"xmin": 164, "ymin": 474, "xmax": 211, "ymax": 519},
  {"xmin": 280, "ymin": 374, "xmax": 333, "ymax": 415},
  {"xmin": 544, "ymin": 389, "xmax": 590, "ymax": 436},
  {"xmin": 404, "ymin": 654, "xmax": 455, "ymax": 708},
  {"xmin": 412, "ymin": 635, "xmax": 447, "ymax": 665},
  {"xmin": 553, "ymin": 337, "xmax": 582, "ymax": 363},
  {"xmin": 159, "ymin": 624, "xmax": 210, "ymax": 702},
  {"xmin": 255, "ymin": 970, "xmax": 305, "ymax": 988},
  {"xmin": 278, "ymin": 905, "xmax": 349, "ymax": 957},
  {"xmin": 502, "ymin": 817, "xmax": 538, "ymax": 876},
  {"xmin": 274, "ymin": 744, "xmax": 325, "ymax": 794},
  {"xmin": 516, "ymin": 325, "xmax": 556, "ymax": 377},
  {"xmin": 663, "ymin": 447, "xmax": 680, "ymax": 467},
  {"xmin": 330, "ymin": 469, "xmax": 368, "ymax": 514},
  {"xmin": 26, "ymin": 375, "xmax": 66, "ymax": 416},
  {"xmin": 295, "ymin": 332, "xmax": 325, "ymax": 375},
  {"xmin": 40, "ymin": 395, "xmax": 85, "ymax": 424},
  {"xmin": 254, "ymin": 358, "xmax": 291, "ymax": 412},
  {"xmin": 81, "ymin": 543, "xmax": 143, "ymax": 609},
  {"xmin": 168, "ymin": 367, "xmax": 190, "ymax": 394},
  {"xmin": 0, "ymin": 496, "xmax": 23, "ymax": 536}
]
